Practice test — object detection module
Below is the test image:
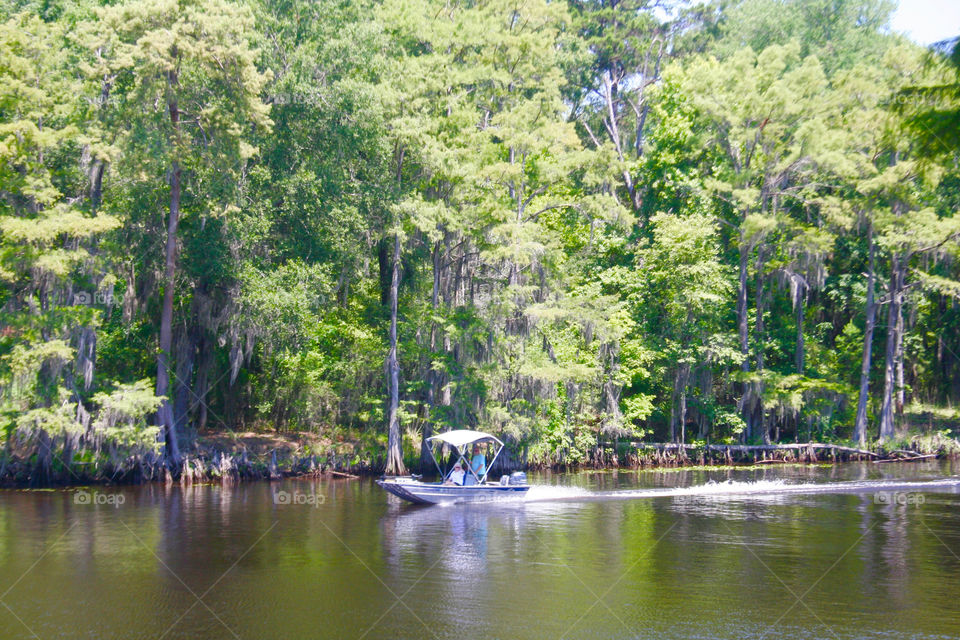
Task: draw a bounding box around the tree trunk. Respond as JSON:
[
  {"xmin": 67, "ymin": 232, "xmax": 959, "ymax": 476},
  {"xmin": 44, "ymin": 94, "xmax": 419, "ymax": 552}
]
[
  {"xmin": 602, "ymin": 341, "xmax": 623, "ymax": 433},
  {"xmin": 669, "ymin": 361, "xmax": 691, "ymax": 444},
  {"xmin": 669, "ymin": 367, "xmax": 679, "ymax": 443},
  {"xmin": 194, "ymin": 336, "xmax": 212, "ymax": 432},
  {"xmin": 635, "ymin": 102, "xmax": 650, "ymax": 160},
  {"xmin": 738, "ymin": 245, "xmax": 750, "ymax": 361},
  {"xmin": 90, "ymin": 160, "xmax": 105, "ymax": 214},
  {"xmin": 89, "ymin": 78, "xmax": 111, "ymax": 213},
  {"xmin": 156, "ymin": 158, "xmax": 182, "ymax": 463},
  {"xmin": 755, "ymin": 254, "xmax": 765, "ymax": 373},
  {"xmin": 878, "ymin": 253, "xmax": 904, "ymax": 441},
  {"xmin": 172, "ymin": 325, "xmax": 196, "ymax": 439},
  {"xmin": 385, "ymin": 232, "xmax": 405, "ymax": 476},
  {"xmin": 895, "ymin": 301, "xmax": 905, "ymax": 415},
  {"xmin": 795, "ymin": 291, "xmax": 805, "ymax": 375},
  {"xmin": 422, "ymin": 239, "xmax": 441, "ymax": 472},
  {"xmin": 854, "ymin": 229, "xmax": 876, "ymax": 446},
  {"xmin": 737, "ymin": 237, "xmax": 753, "ymax": 442},
  {"xmin": 755, "ymin": 251, "xmax": 768, "ymax": 445},
  {"xmin": 679, "ymin": 364, "xmax": 688, "ymax": 445},
  {"xmin": 634, "ymin": 42, "xmax": 663, "ymax": 162},
  {"xmin": 377, "ymin": 238, "xmax": 391, "ymax": 306},
  {"xmin": 156, "ymin": 65, "xmax": 183, "ymax": 464},
  {"xmin": 599, "ymin": 72, "xmax": 639, "ymax": 210}
]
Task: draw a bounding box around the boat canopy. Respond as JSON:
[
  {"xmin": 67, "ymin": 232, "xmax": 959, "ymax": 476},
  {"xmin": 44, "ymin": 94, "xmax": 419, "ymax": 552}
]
[
  {"xmin": 425, "ymin": 429, "xmax": 504, "ymax": 484},
  {"xmin": 426, "ymin": 429, "xmax": 503, "ymax": 449}
]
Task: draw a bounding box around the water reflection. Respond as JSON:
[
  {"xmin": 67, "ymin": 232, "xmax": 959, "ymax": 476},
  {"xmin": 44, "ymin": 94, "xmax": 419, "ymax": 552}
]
[{"xmin": 0, "ymin": 463, "xmax": 959, "ymax": 639}]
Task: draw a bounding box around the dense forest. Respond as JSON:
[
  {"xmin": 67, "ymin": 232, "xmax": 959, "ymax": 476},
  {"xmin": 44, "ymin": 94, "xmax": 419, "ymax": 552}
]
[{"xmin": 1, "ymin": 0, "xmax": 959, "ymax": 480}]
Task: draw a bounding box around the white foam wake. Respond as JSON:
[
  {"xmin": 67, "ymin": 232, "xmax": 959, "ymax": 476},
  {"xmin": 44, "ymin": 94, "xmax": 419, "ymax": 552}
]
[
  {"xmin": 522, "ymin": 478, "xmax": 960, "ymax": 503},
  {"xmin": 523, "ymin": 485, "xmax": 595, "ymax": 501}
]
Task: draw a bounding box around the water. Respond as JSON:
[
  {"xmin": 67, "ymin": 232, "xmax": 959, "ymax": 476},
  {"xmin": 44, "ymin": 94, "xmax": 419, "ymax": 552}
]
[{"xmin": 2, "ymin": 461, "xmax": 960, "ymax": 639}]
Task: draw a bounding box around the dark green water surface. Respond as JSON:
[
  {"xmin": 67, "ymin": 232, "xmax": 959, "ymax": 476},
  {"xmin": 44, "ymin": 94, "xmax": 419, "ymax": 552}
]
[{"xmin": 2, "ymin": 461, "xmax": 959, "ymax": 639}]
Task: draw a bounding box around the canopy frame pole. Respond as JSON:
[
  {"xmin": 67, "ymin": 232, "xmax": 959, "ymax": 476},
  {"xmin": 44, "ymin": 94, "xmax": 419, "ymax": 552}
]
[
  {"xmin": 484, "ymin": 442, "xmax": 503, "ymax": 483},
  {"xmin": 460, "ymin": 445, "xmax": 484, "ymax": 484},
  {"xmin": 462, "ymin": 442, "xmax": 498, "ymax": 484},
  {"xmin": 437, "ymin": 444, "xmax": 474, "ymax": 483},
  {"xmin": 431, "ymin": 441, "xmax": 445, "ymax": 479}
]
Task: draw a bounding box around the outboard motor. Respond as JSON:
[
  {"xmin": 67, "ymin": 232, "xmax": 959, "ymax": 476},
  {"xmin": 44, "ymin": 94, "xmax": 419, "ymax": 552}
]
[{"xmin": 508, "ymin": 471, "xmax": 527, "ymax": 486}]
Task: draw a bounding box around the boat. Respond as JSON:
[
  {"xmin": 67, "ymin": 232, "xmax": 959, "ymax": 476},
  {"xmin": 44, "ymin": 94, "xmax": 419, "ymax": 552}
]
[{"xmin": 377, "ymin": 429, "xmax": 529, "ymax": 505}]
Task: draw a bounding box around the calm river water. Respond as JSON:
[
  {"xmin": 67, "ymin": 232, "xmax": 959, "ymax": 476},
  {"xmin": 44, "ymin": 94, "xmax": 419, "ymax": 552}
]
[{"xmin": 1, "ymin": 462, "xmax": 959, "ymax": 639}]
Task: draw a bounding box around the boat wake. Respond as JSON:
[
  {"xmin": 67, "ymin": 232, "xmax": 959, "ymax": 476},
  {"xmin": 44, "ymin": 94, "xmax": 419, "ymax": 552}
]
[
  {"xmin": 521, "ymin": 477, "xmax": 960, "ymax": 503},
  {"xmin": 522, "ymin": 485, "xmax": 595, "ymax": 501}
]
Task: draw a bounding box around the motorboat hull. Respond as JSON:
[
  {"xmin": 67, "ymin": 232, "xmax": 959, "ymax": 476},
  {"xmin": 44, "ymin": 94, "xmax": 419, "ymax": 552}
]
[{"xmin": 377, "ymin": 477, "xmax": 530, "ymax": 505}]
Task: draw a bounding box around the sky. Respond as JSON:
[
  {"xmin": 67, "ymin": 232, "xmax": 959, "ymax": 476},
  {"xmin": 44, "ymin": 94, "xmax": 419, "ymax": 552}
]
[{"xmin": 891, "ymin": 0, "xmax": 960, "ymax": 46}]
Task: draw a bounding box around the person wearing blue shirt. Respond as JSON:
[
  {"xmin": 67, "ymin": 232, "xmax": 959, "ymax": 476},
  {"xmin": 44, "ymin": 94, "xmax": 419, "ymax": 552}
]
[{"xmin": 470, "ymin": 444, "xmax": 486, "ymax": 481}]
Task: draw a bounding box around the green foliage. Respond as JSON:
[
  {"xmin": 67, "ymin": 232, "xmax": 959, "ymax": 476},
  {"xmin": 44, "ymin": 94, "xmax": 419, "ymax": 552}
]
[
  {"xmin": 898, "ymin": 37, "xmax": 960, "ymax": 159},
  {"xmin": 1, "ymin": 0, "xmax": 958, "ymax": 481},
  {"xmin": 90, "ymin": 380, "xmax": 163, "ymax": 455},
  {"xmin": 710, "ymin": 0, "xmax": 897, "ymax": 75}
]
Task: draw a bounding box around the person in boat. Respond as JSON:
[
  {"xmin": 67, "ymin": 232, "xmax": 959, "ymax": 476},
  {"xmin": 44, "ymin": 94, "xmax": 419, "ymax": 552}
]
[
  {"xmin": 464, "ymin": 444, "xmax": 486, "ymax": 485},
  {"xmin": 446, "ymin": 462, "xmax": 465, "ymax": 486}
]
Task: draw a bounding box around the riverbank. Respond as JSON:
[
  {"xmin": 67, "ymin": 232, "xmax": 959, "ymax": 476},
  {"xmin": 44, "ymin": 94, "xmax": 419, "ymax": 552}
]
[
  {"xmin": 2, "ymin": 429, "xmax": 958, "ymax": 488},
  {"xmin": 0, "ymin": 429, "xmax": 378, "ymax": 488},
  {"xmin": 592, "ymin": 431, "xmax": 958, "ymax": 466}
]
